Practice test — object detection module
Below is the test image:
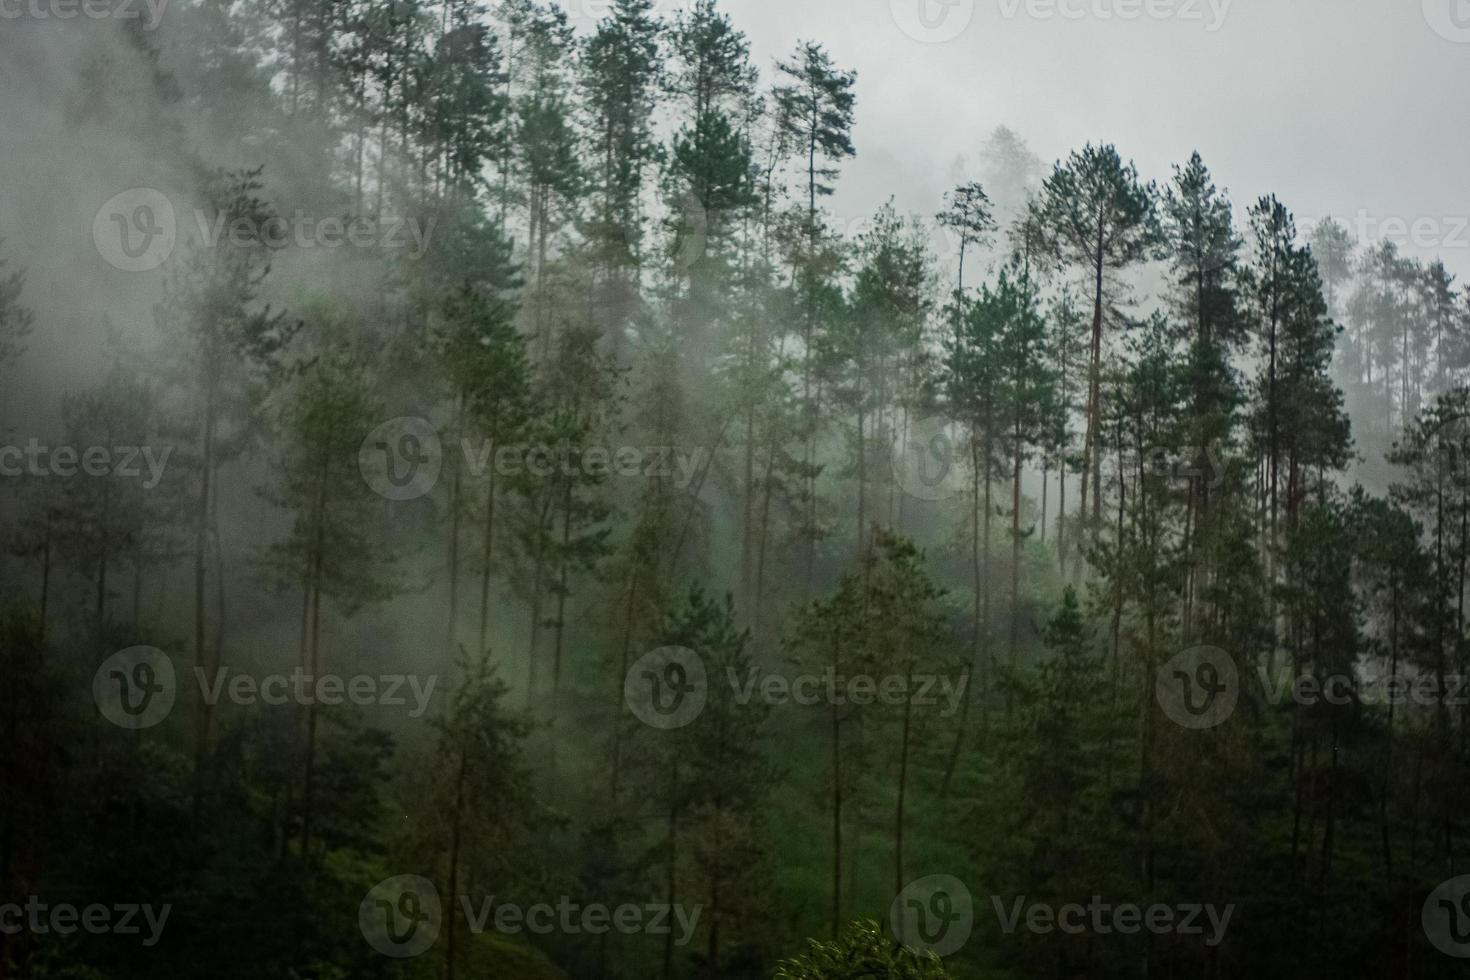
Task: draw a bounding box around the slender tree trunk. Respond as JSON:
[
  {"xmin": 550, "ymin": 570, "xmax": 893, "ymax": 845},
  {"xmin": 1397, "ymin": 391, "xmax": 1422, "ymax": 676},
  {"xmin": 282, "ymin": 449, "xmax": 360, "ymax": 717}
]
[
  {"xmin": 939, "ymin": 428, "xmax": 984, "ymax": 796},
  {"xmin": 192, "ymin": 373, "xmax": 218, "ymax": 827},
  {"xmin": 1076, "ymin": 226, "xmax": 1105, "ymax": 580},
  {"xmin": 1010, "ymin": 425, "xmax": 1022, "ymax": 684},
  {"xmin": 299, "ymin": 485, "xmax": 326, "ymax": 861},
  {"xmin": 39, "ymin": 508, "xmax": 52, "ymax": 645},
  {"xmin": 753, "ymin": 442, "xmax": 776, "ymax": 640},
  {"xmin": 829, "ymin": 629, "xmax": 843, "ymax": 938},
  {"xmin": 552, "ymin": 481, "xmax": 574, "ymax": 698},
  {"xmin": 856, "ymin": 405, "xmax": 866, "ymax": 561},
  {"xmin": 894, "ymin": 666, "xmax": 913, "ymax": 896},
  {"xmin": 476, "ymin": 441, "xmax": 499, "ymax": 657},
  {"xmin": 663, "ymin": 803, "xmax": 678, "ymax": 980},
  {"xmin": 444, "ymin": 742, "xmax": 467, "ymax": 980},
  {"xmin": 525, "ymin": 492, "xmax": 554, "ymax": 706},
  {"xmin": 447, "ymin": 400, "xmax": 463, "ymax": 665},
  {"xmin": 1380, "ymin": 580, "xmax": 1399, "ymax": 882}
]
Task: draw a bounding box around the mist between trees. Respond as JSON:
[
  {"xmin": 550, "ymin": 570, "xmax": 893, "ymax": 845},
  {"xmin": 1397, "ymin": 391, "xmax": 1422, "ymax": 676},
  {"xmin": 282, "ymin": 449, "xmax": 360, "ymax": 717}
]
[{"xmin": 2, "ymin": 2, "xmax": 1470, "ymax": 979}]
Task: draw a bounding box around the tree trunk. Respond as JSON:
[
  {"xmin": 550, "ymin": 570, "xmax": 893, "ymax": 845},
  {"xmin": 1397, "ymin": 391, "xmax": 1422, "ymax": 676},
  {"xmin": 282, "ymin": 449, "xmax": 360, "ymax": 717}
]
[
  {"xmin": 894, "ymin": 666, "xmax": 913, "ymax": 896},
  {"xmin": 476, "ymin": 439, "xmax": 499, "ymax": 657}
]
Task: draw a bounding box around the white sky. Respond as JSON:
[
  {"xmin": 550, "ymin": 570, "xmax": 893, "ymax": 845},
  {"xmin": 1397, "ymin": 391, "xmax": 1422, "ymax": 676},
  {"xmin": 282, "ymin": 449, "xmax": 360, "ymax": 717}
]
[{"xmin": 629, "ymin": 0, "xmax": 1470, "ymax": 280}]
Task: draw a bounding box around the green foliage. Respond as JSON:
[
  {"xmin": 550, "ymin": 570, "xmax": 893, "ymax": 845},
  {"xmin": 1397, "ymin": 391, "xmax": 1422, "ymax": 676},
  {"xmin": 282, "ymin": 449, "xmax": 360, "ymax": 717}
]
[{"xmin": 772, "ymin": 920, "xmax": 954, "ymax": 980}]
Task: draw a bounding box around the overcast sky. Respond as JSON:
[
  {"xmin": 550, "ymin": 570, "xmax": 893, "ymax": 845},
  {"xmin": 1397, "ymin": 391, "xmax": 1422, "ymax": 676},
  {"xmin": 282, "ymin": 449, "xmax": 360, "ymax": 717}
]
[
  {"xmin": 4, "ymin": 0, "xmax": 1468, "ymax": 422},
  {"xmin": 662, "ymin": 0, "xmax": 1470, "ymax": 280}
]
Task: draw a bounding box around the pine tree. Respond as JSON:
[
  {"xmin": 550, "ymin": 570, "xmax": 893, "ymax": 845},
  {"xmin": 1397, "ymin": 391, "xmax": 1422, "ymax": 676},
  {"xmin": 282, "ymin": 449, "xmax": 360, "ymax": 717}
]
[
  {"xmin": 935, "ymin": 181, "xmax": 995, "ymax": 306},
  {"xmin": 156, "ymin": 167, "xmax": 293, "ymax": 816},
  {"xmin": 580, "ymin": 0, "xmax": 664, "ymax": 345},
  {"xmin": 1034, "ymin": 144, "xmax": 1159, "ymax": 568},
  {"xmin": 1308, "ymin": 216, "xmax": 1355, "ymax": 317},
  {"xmin": 429, "ymin": 648, "xmax": 535, "ymax": 980},
  {"xmin": 977, "ymin": 124, "xmax": 1042, "ymax": 228},
  {"xmin": 1161, "ymin": 152, "xmax": 1244, "ymax": 630},
  {"xmin": 436, "ymin": 284, "xmax": 533, "ymax": 659},
  {"xmin": 773, "ymin": 40, "xmax": 857, "ymax": 592},
  {"xmin": 654, "ymin": 585, "xmax": 774, "ymax": 977},
  {"xmin": 824, "ymin": 203, "xmax": 931, "ymax": 560},
  {"xmin": 992, "ymin": 249, "xmax": 1054, "ymax": 681},
  {"xmin": 938, "ymin": 271, "xmax": 1009, "ymax": 789},
  {"xmin": 258, "ymin": 337, "xmax": 397, "ymax": 859}
]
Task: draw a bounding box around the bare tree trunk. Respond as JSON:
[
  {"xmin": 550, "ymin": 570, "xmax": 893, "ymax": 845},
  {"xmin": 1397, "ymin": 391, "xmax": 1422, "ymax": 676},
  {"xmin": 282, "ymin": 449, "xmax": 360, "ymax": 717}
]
[
  {"xmin": 894, "ymin": 666, "xmax": 913, "ymax": 895},
  {"xmin": 299, "ymin": 484, "xmax": 326, "ymax": 861},
  {"xmin": 446, "ymin": 401, "xmax": 462, "ymax": 666},
  {"xmin": 829, "ymin": 629, "xmax": 843, "ymax": 938},
  {"xmin": 1075, "ymin": 228, "xmax": 1105, "ymax": 580},
  {"xmin": 444, "ymin": 743, "xmax": 467, "ymax": 980},
  {"xmin": 191, "ymin": 373, "xmax": 217, "ymax": 829},
  {"xmin": 476, "ymin": 452, "xmax": 499, "ymax": 657},
  {"xmin": 525, "ymin": 492, "xmax": 554, "ymax": 706}
]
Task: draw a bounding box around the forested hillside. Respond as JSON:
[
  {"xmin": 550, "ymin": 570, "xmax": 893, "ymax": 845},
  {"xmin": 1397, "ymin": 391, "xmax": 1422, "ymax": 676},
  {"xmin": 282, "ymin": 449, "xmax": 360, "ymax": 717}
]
[{"xmin": 1, "ymin": 2, "xmax": 1468, "ymax": 977}]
